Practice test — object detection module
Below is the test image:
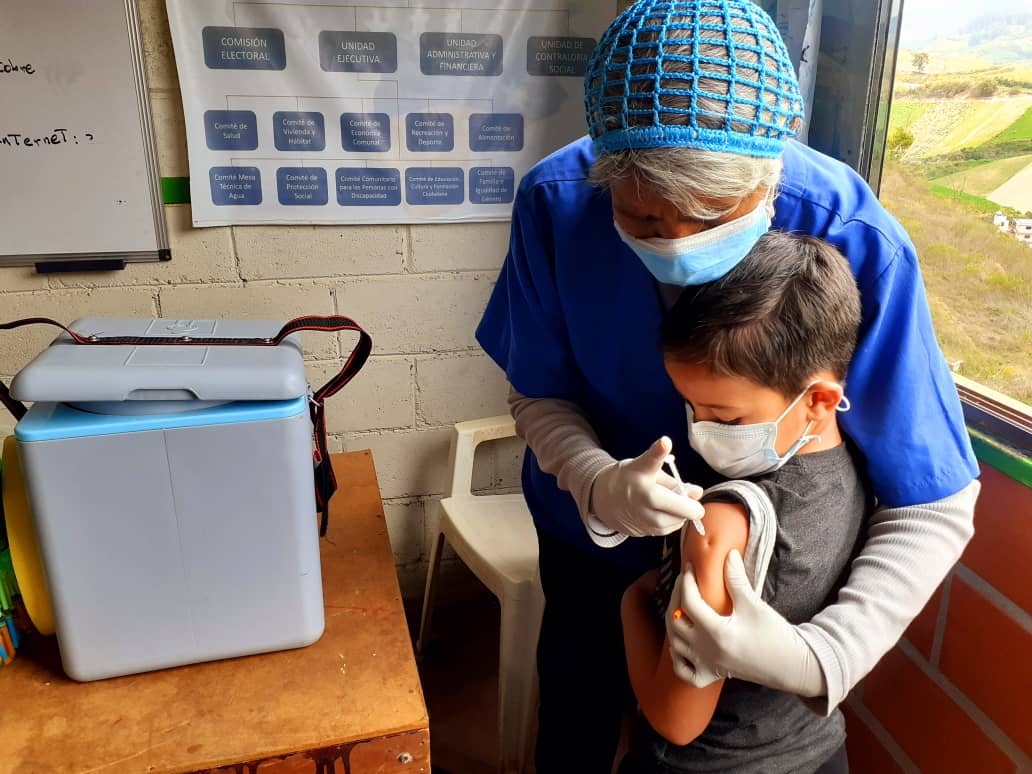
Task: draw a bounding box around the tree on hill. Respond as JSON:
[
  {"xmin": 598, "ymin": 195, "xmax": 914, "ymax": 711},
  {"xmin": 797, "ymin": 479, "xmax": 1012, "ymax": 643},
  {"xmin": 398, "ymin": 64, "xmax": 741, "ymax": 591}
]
[
  {"xmin": 912, "ymin": 52, "xmax": 929, "ymax": 73},
  {"xmin": 888, "ymin": 126, "xmax": 915, "ymax": 158}
]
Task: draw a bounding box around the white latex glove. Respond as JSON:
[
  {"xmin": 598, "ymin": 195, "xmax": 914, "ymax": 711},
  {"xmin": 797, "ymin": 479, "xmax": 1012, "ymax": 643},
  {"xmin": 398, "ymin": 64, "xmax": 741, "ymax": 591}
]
[
  {"xmin": 667, "ymin": 549, "xmax": 827, "ymax": 697},
  {"xmin": 589, "ymin": 436, "xmax": 704, "ymax": 538}
]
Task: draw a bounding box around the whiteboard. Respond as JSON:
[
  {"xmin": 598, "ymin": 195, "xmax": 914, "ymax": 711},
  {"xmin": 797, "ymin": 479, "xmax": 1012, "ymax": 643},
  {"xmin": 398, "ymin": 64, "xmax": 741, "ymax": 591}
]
[{"xmin": 0, "ymin": 0, "xmax": 168, "ymax": 267}]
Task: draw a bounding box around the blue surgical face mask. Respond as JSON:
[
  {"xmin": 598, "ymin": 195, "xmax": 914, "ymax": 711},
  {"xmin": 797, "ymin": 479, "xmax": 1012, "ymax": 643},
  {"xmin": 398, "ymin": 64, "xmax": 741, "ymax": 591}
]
[
  {"xmin": 686, "ymin": 382, "xmax": 850, "ymax": 479},
  {"xmin": 614, "ymin": 199, "xmax": 771, "ymax": 286}
]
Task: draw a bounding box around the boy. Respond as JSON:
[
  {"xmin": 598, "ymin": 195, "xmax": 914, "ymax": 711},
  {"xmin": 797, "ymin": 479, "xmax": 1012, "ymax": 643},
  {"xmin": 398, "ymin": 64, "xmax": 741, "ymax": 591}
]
[{"xmin": 619, "ymin": 232, "xmax": 869, "ymax": 773}]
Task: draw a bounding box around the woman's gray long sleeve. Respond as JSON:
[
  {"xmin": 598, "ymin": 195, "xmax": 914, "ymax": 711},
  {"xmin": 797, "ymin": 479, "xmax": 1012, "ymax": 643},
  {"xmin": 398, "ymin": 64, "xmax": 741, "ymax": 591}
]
[
  {"xmin": 507, "ymin": 386, "xmax": 626, "ymax": 545},
  {"xmin": 507, "ymin": 385, "xmax": 979, "ymax": 709},
  {"xmin": 799, "ymin": 478, "xmax": 979, "ymax": 712}
]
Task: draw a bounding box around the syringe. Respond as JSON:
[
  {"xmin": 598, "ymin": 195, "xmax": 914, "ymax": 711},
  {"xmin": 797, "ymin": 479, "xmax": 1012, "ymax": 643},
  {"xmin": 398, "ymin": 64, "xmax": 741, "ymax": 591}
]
[{"xmin": 664, "ymin": 454, "xmax": 705, "ymax": 536}]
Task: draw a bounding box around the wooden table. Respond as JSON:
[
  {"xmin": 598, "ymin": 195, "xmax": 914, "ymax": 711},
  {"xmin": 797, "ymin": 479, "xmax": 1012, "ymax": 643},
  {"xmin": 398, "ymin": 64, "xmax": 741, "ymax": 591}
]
[{"xmin": 2, "ymin": 451, "xmax": 430, "ymax": 774}]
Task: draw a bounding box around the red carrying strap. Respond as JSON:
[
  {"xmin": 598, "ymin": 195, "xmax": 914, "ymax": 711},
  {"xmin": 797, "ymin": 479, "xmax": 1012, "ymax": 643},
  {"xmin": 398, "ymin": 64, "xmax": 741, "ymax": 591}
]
[{"xmin": 0, "ymin": 316, "xmax": 372, "ymax": 536}]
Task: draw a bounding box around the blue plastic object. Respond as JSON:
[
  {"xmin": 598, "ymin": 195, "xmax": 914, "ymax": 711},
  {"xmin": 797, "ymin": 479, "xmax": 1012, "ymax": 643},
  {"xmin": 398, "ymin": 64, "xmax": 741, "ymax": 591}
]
[
  {"xmin": 15, "ymin": 397, "xmax": 308, "ymax": 442},
  {"xmin": 585, "ymin": 0, "xmax": 805, "ymax": 158}
]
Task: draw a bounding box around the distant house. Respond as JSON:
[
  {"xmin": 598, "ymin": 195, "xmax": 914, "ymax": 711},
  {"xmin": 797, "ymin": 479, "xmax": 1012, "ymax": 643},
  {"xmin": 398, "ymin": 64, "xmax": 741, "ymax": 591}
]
[
  {"xmin": 1014, "ymin": 218, "xmax": 1032, "ymax": 247},
  {"xmin": 993, "ymin": 211, "xmax": 1010, "ymax": 232}
]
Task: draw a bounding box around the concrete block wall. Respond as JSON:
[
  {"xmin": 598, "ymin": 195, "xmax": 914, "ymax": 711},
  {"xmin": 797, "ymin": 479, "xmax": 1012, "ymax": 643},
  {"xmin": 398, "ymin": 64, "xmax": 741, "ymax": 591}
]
[
  {"xmin": 0, "ymin": 0, "xmax": 530, "ymax": 597},
  {"xmin": 842, "ymin": 464, "xmax": 1032, "ymax": 772}
]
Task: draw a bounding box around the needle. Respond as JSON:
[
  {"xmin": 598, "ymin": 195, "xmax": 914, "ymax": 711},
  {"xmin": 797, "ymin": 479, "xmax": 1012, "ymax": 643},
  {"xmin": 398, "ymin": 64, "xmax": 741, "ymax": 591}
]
[{"xmin": 664, "ymin": 454, "xmax": 704, "ymax": 536}]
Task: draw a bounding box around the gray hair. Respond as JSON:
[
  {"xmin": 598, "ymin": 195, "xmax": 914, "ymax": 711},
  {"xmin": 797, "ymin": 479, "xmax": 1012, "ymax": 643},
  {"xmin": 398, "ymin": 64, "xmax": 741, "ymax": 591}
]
[
  {"xmin": 589, "ymin": 148, "xmax": 782, "ymax": 221},
  {"xmin": 589, "ymin": 17, "xmax": 793, "ymax": 220}
]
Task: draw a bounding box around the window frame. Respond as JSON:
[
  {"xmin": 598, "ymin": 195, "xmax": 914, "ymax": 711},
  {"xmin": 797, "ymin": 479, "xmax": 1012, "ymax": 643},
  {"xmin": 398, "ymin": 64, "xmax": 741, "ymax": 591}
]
[{"xmin": 810, "ymin": 0, "xmax": 1032, "ymax": 467}]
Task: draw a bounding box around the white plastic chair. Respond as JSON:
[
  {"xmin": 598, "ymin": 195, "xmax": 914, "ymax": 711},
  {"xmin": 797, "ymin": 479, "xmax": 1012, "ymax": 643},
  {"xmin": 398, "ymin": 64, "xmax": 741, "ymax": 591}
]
[{"xmin": 416, "ymin": 415, "xmax": 544, "ymax": 774}]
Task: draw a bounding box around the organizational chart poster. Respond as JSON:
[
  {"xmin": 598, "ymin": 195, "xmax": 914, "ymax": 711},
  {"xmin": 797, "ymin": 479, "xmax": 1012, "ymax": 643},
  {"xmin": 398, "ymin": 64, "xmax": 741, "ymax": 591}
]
[{"xmin": 166, "ymin": 0, "xmax": 617, "ymax": 226}]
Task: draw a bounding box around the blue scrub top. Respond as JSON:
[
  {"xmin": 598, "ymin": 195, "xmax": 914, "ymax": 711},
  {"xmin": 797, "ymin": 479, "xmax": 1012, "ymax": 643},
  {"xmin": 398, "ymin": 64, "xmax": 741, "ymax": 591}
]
[{"xmin": 476, "ymin": 135, "xmax": 979, "ymax": 571}]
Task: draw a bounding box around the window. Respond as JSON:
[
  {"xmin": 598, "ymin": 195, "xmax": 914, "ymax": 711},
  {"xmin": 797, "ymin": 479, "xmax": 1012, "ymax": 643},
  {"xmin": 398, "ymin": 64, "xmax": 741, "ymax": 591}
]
[{"xmin": 873, "ymin": 0, "xmax": 1032, "ymax": 438}]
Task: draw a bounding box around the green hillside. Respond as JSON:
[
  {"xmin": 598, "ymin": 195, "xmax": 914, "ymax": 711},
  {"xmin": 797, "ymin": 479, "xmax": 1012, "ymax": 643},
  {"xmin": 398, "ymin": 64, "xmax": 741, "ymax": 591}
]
[
  {"xmin": 989, "ymin": 106, "xmax": 1032, "ymax": 144},
  {"xmin": 888, "ymin": 101, "xmax": 931, "ymax": 129},
  {"xmin": 889, "ymin": 99, "xmax": 1032, "ymax": 158},
  {"xmin": 910, "ymin": 104, "xmax": 1032, "ymax": 210},
  {"xmin": 880, "ymin": 163, "xmax": 1032, "ymax": 403},
  {"xmin": 932, "ymin": 154, "xmax": 1032, "ymax": 195},
  {"xmin": 886, "ymin": 15, "xmax": 1032, "ymax": 402}
]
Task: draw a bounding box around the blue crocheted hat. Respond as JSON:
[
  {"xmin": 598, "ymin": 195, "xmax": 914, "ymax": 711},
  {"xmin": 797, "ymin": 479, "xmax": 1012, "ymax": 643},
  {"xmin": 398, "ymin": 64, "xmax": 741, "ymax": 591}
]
[{"xmin": 585, "ymin": 0, "xmax": 805, "ymax": 158}]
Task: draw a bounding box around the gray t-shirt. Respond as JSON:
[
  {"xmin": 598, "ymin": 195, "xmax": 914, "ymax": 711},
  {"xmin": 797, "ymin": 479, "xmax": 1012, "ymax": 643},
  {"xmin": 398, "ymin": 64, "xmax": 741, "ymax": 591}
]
[{"xmin": 635, "ymin": 442, "xmax": 870, "ymax": 774}]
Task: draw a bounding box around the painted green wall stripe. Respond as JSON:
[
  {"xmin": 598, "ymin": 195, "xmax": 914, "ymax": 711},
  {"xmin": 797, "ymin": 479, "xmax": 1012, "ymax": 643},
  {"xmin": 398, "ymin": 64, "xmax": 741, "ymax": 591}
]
[
  {"xmin": 160, "ymin": 177, "xmax": 191, "ymax": 205},
  {"xmin": 970, "ymin": 428, "xmax": 1032, "ymax": 490}
]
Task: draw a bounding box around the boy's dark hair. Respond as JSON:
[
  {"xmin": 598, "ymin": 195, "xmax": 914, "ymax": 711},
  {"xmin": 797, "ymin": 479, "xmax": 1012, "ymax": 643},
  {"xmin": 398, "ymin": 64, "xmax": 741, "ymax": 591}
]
[{"xmin": 662, "ymin": 231, "xmax": 862, "ymax": 397}]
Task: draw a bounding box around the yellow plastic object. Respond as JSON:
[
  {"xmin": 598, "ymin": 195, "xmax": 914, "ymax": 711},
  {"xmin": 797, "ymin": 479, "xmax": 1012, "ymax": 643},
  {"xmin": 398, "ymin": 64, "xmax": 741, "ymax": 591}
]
[{"xmin": 2, "ymin": 435, "xmax": 55, "ymax": 635}]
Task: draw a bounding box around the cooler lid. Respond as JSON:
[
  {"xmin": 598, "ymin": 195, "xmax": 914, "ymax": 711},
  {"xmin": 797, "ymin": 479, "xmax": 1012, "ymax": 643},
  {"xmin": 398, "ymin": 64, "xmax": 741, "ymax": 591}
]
[{"xmin": 9, "ymin": 318, "xmax": 308, "ymax": 404}]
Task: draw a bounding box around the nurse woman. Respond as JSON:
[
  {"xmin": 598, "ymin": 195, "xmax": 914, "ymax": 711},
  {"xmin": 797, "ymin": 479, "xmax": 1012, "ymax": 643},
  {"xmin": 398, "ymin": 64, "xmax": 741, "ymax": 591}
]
[{"xmin": 475, "ymin": 1, "xmax": 980, "ymax": 771}]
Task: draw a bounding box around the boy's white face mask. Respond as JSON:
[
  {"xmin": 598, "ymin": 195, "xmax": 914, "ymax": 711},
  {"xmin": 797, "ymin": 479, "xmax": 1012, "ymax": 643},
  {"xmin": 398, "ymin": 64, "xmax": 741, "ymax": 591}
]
[{"xmin": 686, "ymin": 382, "xmax": 848, "ymax": 478}]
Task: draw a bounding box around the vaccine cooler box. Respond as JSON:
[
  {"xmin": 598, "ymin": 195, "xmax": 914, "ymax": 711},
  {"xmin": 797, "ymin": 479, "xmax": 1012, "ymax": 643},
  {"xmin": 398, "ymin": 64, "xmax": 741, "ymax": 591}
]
[{"xmin": 7, "ymin": 318, "xmax": 338, "ymax": 681}]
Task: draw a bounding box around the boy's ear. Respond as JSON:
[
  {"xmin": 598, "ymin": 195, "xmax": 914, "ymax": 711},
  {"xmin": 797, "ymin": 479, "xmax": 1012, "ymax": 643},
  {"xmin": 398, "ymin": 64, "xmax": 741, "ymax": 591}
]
[{"xmin": 805, "ymin": 378, "xmax": 844, "ymax": 422}]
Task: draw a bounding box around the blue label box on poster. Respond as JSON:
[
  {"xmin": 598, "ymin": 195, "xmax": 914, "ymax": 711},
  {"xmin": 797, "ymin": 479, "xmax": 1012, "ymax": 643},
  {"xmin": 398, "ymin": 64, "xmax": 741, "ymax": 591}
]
[
  {"xmin": 341, "ymin": 113, "xmax": 391, "ymax": 152},
  {"xmin": 277, "ymin": 167, "xmax": 328, "ymax": 205},
  {"xmin": 405, "ymin": 168, "xmax": 464, "ymax": 205},
  {"xmin": 202, "ymin": 26, "xmax": 287, "ymax": 70},
  {"xmin": 273, "ymin": 112, "xmax": 326, "ymax": 151},
  {"xmin": 336, "ymin": 168, "xmax": 402, "ymax": 206},
  {"xmin": 526, "ymin": 36, "xmax": 595, "ymax": 76},
  {"xmin": 468, "ymin": 114, "xmax": 524, "ymax": 152},
  {"xmin": 419, "ymin": 33, "xmax": 502, "ymax": 76},
  {"xmin": 210, "ymin": 166, "xmax": 263, "ymax": 205},
  {"xmin": 319, "ymin": 31, "xmax": 398, "ymax": 73},
  {"xmin": 405, "ymin": 113, "xmax": 454, "ymax": 152},
  {"xmin": 204, "ymin": 110, "xmax": 259, "ymax": 150},
  {"xmin": 469, "ymin": 166, "xmax": 515, "ymax": 204}
]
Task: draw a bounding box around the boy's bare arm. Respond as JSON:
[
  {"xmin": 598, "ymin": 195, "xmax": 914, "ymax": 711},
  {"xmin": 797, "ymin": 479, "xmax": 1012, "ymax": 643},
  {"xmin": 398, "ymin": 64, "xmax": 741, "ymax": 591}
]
[{"xmin": 621, "ymin": 500, "xmax": 748, "ymax": 745}]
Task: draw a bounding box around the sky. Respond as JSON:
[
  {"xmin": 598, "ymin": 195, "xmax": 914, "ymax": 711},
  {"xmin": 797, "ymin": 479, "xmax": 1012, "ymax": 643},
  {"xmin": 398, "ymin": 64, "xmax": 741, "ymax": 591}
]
[{"xmin": 898, "ymin": 0, "xmax": 1028, "ymax": 47}]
